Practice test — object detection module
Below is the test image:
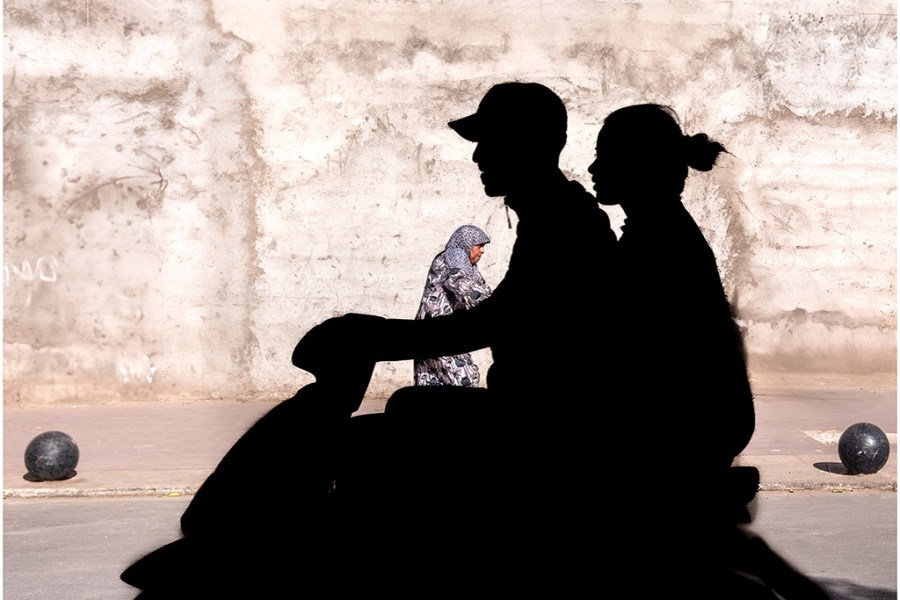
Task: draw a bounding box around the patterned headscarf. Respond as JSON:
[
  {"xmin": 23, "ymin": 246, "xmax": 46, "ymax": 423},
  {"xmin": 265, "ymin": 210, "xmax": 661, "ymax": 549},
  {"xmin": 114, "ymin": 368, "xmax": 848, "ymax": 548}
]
[{"xmin": 443, "ymin": 225, "xmax": 490, "ymax": 278}]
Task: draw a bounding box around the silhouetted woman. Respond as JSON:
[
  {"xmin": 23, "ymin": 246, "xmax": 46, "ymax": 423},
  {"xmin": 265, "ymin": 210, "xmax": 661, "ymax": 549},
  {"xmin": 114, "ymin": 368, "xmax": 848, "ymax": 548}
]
[
  {"xmin": 414, "ymin": 225, "xmax": 492, "ymax": 386},
  {"xmin": 588, "ymin": 104, "xmax": 828, "ymax": 599},
  {"xmin": 589, "ymin": 104, "xmax": 754, "ymax": 472}
]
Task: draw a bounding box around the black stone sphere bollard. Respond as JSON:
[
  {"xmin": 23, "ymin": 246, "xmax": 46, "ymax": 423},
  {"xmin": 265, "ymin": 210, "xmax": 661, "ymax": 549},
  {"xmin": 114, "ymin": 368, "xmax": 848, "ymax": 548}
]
[
  {"xmin": 838, "ymin": 422, "xmax": 890, "ymax": 475},
  {"xmin": 24, "ymin": 430, "xmax": 80, "ymax": 481}
]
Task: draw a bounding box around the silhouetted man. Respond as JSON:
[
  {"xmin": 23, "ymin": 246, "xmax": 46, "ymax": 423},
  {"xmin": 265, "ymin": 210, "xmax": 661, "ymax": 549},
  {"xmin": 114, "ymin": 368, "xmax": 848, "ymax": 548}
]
[
  {"xmin": 121, "ymin": 82, "xmax": 617, "ymax": 597},
  {"xmin": 292, "ymin": 81, "xmax": 619, "ymax": 593},
  {"xmin": 297, "ymin": 82, "xmax": 616, "ymax": 407}
]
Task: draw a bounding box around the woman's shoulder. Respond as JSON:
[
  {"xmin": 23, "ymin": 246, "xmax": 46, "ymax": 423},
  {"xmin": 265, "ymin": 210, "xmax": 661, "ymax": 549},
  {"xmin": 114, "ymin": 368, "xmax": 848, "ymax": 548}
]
[{"xmin": 427, "ymin": 252, "xmax": 449, "ymax": 273}]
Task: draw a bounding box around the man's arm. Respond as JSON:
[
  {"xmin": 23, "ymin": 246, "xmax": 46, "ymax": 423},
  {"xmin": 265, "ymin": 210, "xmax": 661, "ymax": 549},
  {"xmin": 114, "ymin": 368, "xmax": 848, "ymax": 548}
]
[
  {"xmin": 292, "ymin": 285, "xmax": 503, "ymax": 374},
  {"xmin": 380, "ymin": 294, "xmax": 496, "ymax": 360}
]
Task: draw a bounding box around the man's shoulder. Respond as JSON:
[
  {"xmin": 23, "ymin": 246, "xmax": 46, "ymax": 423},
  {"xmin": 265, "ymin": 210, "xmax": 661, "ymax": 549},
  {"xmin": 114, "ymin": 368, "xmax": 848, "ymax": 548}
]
[{"xmin": 509, "ymin": 178, "xmax": 615, "ymax": 244}]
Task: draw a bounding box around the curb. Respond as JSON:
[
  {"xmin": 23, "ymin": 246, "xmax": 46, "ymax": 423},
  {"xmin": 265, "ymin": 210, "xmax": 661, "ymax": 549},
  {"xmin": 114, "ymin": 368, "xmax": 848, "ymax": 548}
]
[
  {"xmin": 3, "ymin": 486, "xmax": 200, "ymax": 499},
  {"xmin": 5, "ymin": 478, "xmax": 896, "ymax": 500}
]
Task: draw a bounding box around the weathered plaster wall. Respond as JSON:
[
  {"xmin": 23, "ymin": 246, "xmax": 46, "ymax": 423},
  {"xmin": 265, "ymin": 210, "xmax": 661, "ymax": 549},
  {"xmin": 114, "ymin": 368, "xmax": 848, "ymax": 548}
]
[{"xmin": 4, "ymin": 0, "xmax": 896, "ymax": 404}]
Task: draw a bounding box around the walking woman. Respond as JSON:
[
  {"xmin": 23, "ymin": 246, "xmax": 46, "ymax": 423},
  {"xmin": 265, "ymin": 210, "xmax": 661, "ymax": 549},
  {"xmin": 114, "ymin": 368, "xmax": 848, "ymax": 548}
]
[{"xmin": 413, "ymin": 224, "xmax": 492, "ymax": 387}]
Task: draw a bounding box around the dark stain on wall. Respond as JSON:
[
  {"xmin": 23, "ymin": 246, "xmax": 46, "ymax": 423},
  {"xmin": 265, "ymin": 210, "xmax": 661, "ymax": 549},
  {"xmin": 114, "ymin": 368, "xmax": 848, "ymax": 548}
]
[
  {"xmin": 285, "ymin": 29, "xmax": 511, "ymax": 82},
  {"xmin": 402, "ymin": 29, "xmax": 510, "ymax": 64}
]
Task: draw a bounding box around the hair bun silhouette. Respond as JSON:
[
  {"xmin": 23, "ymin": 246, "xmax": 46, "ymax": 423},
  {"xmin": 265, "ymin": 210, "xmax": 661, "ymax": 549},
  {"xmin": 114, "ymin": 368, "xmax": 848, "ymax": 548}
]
[{"xmin": 683, "ymin": 133, "xmax": 727, "ymax": 172}]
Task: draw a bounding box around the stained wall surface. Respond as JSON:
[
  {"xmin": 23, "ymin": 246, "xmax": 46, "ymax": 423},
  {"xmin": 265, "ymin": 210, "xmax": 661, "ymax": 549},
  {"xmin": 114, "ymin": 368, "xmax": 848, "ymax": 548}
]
[{"xmin": 4, "ymin": 0, "xmax": 896, "ymax": 404}]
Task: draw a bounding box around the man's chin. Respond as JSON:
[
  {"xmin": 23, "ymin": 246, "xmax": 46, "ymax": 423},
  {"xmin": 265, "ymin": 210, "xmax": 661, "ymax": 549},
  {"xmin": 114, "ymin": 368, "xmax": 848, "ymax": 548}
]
[
  {"xmin": 593, "ymin": 188, "xmax": 621, "ymax": 207},
  {"xmin": 481, "ymin": 184, "xmax": 508, "ymax": 198}
]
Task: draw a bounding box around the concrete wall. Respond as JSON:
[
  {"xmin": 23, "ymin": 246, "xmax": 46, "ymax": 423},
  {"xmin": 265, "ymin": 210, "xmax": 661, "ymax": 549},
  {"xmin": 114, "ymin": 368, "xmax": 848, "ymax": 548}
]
[{"xmin": 3, "ymin": 0, "xmax": 896, "ymax": 404}]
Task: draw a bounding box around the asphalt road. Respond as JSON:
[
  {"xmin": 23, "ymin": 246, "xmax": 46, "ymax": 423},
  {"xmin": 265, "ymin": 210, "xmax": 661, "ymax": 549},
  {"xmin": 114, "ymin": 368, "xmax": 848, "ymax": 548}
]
[{"xmin": 4, "ymin": 490, "xmax": 896, "ymax": 599}]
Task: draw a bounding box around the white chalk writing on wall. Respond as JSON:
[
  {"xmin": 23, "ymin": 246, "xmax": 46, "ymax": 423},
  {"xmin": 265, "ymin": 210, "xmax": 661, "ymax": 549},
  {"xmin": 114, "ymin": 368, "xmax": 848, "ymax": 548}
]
[{"xmin": 3, "ymin": 257, "xmax": 59, "ymax": 287}]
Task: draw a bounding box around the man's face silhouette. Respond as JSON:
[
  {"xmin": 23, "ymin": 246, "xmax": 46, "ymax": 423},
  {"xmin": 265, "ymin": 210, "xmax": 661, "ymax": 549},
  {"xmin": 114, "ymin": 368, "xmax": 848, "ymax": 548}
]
[
  {"xmin": 449, "ymin": 83, "xmax": 566, "ymax": 199},
  {"xmin": 472, "ymin": 131, "xmax": 537, "ymax": 198}
]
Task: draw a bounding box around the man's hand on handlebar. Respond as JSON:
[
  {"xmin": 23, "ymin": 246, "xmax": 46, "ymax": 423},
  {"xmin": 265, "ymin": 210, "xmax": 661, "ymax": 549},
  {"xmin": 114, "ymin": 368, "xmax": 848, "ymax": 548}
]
[{"xmin": 292, "ymin": 313, "xmax": 386, "ymax": 381}]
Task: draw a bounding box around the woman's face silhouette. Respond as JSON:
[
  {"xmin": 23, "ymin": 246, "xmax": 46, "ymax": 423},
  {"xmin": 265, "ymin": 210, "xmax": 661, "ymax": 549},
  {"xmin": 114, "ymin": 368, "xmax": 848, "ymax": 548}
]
[
  {"xmin": 590, "ymin": 105, "xmax": 690, "ymax": 209},
  {"xmin": 588, "ymin": 127, "xmax": 630, "ymax": 206}
]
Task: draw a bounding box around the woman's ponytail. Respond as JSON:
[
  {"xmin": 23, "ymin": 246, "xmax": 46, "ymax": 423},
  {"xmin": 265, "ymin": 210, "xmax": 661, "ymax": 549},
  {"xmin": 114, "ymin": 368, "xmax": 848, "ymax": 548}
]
[{"xmin": 684, "ymin": 133, "xmax": 728, "ymax": 172}]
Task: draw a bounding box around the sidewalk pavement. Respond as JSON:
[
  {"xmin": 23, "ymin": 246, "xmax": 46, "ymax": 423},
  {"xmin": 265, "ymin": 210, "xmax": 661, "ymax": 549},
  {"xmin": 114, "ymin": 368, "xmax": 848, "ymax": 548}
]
[{"xmin": 4, "ymin": 374, "xmax": 897, "ymax": 498}]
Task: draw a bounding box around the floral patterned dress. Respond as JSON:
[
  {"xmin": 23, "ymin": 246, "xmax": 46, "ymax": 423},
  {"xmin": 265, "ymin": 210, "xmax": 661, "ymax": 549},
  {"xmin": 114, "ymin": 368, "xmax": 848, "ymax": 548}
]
[{"xmin": 414, "ymin": 225, "xmax": 492, "ymax": 386}]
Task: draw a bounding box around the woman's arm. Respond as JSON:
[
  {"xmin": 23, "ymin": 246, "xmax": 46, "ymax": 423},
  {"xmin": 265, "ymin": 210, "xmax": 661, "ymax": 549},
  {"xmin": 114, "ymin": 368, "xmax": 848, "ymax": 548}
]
[{"xmin": 443, "ymin": 268, "xmax": 492, "ymax": 311}]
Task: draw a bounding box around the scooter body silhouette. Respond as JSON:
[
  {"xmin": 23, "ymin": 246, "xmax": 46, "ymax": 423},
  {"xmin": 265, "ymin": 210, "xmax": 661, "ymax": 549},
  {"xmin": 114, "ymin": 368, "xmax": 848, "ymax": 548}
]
[{"xmin": 122, "ymin": 324, "xmax": 831, "ymax": 599}]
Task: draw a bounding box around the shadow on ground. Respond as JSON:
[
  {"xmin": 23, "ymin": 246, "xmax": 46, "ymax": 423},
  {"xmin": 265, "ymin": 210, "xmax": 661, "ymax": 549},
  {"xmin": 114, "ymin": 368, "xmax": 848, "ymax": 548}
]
[
  {"xmin": 819, "ymin": 578, "xmax": 897, "ymax": 600},
  {"xmin": 814, "ymin": 462, "xmax": 852, "ymax": 475}
]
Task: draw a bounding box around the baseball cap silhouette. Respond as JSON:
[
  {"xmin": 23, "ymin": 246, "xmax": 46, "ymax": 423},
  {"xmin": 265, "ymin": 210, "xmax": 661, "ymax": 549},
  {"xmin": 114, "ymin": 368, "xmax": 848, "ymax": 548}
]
[{"xmin": 448, "ymin": 82, "xmax": 567, "ymax": 147}]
